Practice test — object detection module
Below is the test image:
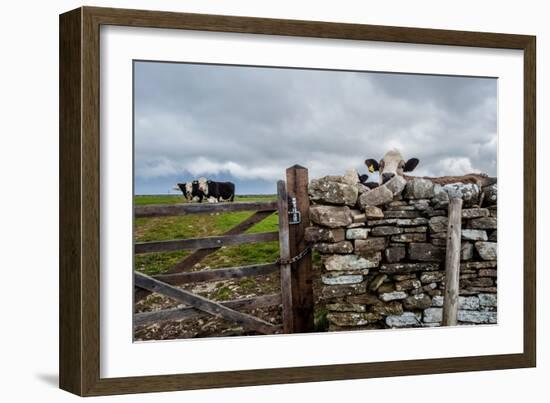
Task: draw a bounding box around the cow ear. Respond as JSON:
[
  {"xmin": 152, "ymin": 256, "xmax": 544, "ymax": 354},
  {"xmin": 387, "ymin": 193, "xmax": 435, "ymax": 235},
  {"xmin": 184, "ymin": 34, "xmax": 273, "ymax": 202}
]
[
  {"xmin": 404, "ymin": 158, "xmax": 419, "ymax": 172},
  {"xmin": 365, "ymin": 159, "xmax": 379, "ymax": 173},
  {"xmin": 358, "ymin": 174, "xmax": 369, "ymax": 184}
]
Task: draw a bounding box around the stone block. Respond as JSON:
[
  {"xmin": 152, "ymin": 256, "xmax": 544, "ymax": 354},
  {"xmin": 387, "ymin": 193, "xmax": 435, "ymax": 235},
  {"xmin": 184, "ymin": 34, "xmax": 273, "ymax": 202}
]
[
  {"xmin": 347, "ymin": 293, "xmax": 381, "ymax": 305},
  {"xmin": 431, "ymin": 184, "xmax": 450, "ymax": 208},
  {"xmin": 475, "ymin": 241, "xmax": 497, "ymax": 260},
  {"xmin": 458, "ymin": 310, "xmax": 497, "ymax": 324},
  {"xmin": 431, "ymin": 295, "xmax": 480, "ymax": 310},
  {"xmin": 461, "ymin": 261, "xmax": 497, "ymax": 270},
  {"xmin": 355, "ymin": 237, "xmax": 387, "ymax": 253},
  {"xmin": 395, "ymin": 278, "xmax": 422, "ymax": 291},
  {"xmin": 371, "ymin": 226, "xmax": 402, "ymax": 236},
  {"xmin": 368, "ymin": 273, "xmax": 388, "ymax": 292},
  {"xmin": 384, "ymin": 210, "xmax": 421, "ymax": 219},
  {"xmin": 386, "ymin": 312, "xmax": 422, "ymax": 327},
  {"xmin": 478, "ymin": 293, "xmax": 497, "ymax": 307},
  {"xmin": 358, "ymin": 185, "xmax": 394, "ymax": 207},
  {"xmin": 384, "ymin": 175, "xmax": 407, "ymax": 195},
  {"xmin": 309, "ymin": 205, "xmax": 352, "ymax": 228},
  {"xmin": 371, "ymin": 301, "xmax": 404, "ymax": 316},
  {"xmin": 314, "ymin": 241, "xmax": 353, "ymax": 254},
  {"xmin": 478, "ymin": 269, "xmax": 497, "ymax": 277},
  {"xmin": 322, "ymin": 275, "xmax": 364, "ymax": 285},
  {"xmin": 443, "ymin": 183, "xmax": 480, "ymax": 207},
  {"xmin": 423, "ymin": 307, "xmax": 443, "ymax": 323},
  {"xmin": 403, "ymin": 226, "xmax": 428, "ymax": 233},
  {"xmin": 391, "ymin": 233, "xmax": 427, "ymax": 243},
  {"xmin": 469, "ymin": 217, "xmax": 497, "ymax": 230},
  {"xmin": 408, "ymin": 243, "xmax": 445, "ymax": 262},
  {"xmin": 323, "ymin": 254, "xmax": 379, "ymax": 271},
  {"xmin": 462, "ymin": 208, "xmax": 490, "ymax": 218},
  {"xmin": 379, "ymin": 291, "xmax": 408, "ymax": 302},
  {"xmin": 403, "ymin": 293, "xmax": 432, "ymax": 310},
  {"xmin": 482, "ymin": 183, "xmax": 498, "ymax": 206},
  {"xmin": 429, "ymin": 216, "xmax": 448, "ymax": 233},
  {"xmin": 327, "ymin": 312, "xmax": 383, "ymax": 326},
  {"xmin": 309, "ymin": 177, "xmax": 358, "ymax": 206},
  {"xmin": 326, "ymin": 303, "xmax": 366, "ymax": 312},
  {"xmin": 385, "ymin": 246, "xmax": 406, "ymax": 263},
  {"xmin": 304, "ymin": 226, "xmax": 345, "ymax": 243},
  {"xmin": 404, "ymin": 178, "xmax": 435, "ymax": 199},
  {"xmin": 321, "ymin": 282, "xmax": 367, "ymax": 299},
  {"xmin": 462, "ymin": 229, "xmax": 488, "ymax": 241},
  {"xmin": 461, "ymin": 242, "xmax": 474, "ymax": 260},
  {"xmin": 346, "ymin": 228, "xmax": 369, "ymax": 240},
  {"xmin": 363, "ymin": 206, "xmax": 384, "ymax": 220},
  {"xmin": 396, "ymin": 218, "xmax": 429, "ymax": 226},
  {"xmin": 380, "ymin": 262, "xmax": 440, "ymax": 274},
  {"xmin": 420, "ymin": 271, "xmax": 445, "ymax": 283}
]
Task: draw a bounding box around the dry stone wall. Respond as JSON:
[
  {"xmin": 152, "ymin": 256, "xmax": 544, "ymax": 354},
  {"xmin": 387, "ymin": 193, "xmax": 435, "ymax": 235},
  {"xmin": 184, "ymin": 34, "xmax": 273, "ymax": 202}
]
[{"xmin": 307, "ymin": 170, "xmax": 498, "ymax": 331}]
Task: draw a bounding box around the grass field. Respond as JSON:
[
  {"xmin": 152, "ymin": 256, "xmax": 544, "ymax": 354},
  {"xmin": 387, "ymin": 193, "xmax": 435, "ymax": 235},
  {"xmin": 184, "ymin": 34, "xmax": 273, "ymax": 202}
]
[
  {"xmin": 134, "ymin": 194, "xmax": 327, "ymax": 338},
  {"xmin": 134, "ymin": 194, "xmax": 280, "ymax": 275},
  {"xmin": 134, "ymin": 194, "xmax": 277, "ymax": 206}
]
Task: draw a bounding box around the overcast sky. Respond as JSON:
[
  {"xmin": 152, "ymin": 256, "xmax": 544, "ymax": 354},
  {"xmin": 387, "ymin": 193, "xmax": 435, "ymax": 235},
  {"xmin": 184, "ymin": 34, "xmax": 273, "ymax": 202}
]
[{"xmin": 134, "ymin": 61, "xmax": 497, "ymax": 195}]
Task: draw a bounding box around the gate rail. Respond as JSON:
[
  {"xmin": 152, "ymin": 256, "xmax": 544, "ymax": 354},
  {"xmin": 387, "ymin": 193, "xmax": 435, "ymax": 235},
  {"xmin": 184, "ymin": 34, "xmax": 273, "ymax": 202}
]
[{"xmin": 133, "ymin": 165, "xmax": 313, "ymax": 335}]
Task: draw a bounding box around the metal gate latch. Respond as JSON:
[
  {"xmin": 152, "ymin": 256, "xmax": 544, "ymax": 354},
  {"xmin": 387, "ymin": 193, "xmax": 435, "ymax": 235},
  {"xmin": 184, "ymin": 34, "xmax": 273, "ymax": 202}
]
[{"xmin": 288, "ymin": 197, "xmax": 301, "ymax": 225}]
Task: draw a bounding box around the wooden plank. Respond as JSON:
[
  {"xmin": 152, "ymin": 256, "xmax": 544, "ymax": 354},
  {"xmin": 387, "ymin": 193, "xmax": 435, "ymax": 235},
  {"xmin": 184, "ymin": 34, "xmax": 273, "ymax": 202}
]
[
  {"xmin": 134, "ymin": 294, "xmax": 282, "ymax": 327},
  {"xmin": 154, "ymin": 262, "xmax": 279, "ymax": 285},
  {"xmin": 135, "ymin": 210, "xmax": 276, "ymax": 303},
  {"xmin": 135, "ymin": 200, "xmax": 277, "ymax": 217},
  {"xmin": 134, "ymin": 272, "xmax": 279, "ymax": 335},
  {"xmin": 59, "ymin": 8, "xmax": 83, "ymax": 396},
  {"xmin": 523, "ymin": 36, "xmax": 537, "ymax": 368},
  {"xmin": 286, "ymin": 165, "xmax": 315, "ymax": 333},
  {"xmin": 165, "ymin": 210, "xmax": 274, "ymax": 274},
  {"xmin": 443, "ymin": 198, "xmax": 463, "ymax": 326},
  {"xmin": 277, "ymin": 180, "xmax": 294, "ymax": 333},
  {"xmin": 135, "ymin": 231, "xmax": 278, "ymax": 254}
]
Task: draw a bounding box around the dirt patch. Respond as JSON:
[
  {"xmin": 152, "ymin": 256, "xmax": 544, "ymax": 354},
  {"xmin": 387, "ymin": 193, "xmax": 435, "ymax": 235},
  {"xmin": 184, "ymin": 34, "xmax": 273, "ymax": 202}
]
[{"xmin": 134, "ymin": 264, "xmax": 324, "ymax": 340}]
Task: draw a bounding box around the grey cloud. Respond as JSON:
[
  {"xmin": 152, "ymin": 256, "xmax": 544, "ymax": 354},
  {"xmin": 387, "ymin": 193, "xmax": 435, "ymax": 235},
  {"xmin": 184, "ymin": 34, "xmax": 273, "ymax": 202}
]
[{"xmin": 134, "ymin": 61, "xmax": 497, "ymax": 194}]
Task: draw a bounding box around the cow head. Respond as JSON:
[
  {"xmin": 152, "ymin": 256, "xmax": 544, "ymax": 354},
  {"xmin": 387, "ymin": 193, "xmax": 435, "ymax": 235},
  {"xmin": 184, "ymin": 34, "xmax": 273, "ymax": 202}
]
[
  {"xmin": 365, "ymin": 149, "xmax": 419, "ymax": 184},
  {"xmin": 197, "ymin": 177, "xmax": 208, "ymax": 195},
  {"xmin": 173, "ymin": 183, "xmax": 190, "ymax": 199}
]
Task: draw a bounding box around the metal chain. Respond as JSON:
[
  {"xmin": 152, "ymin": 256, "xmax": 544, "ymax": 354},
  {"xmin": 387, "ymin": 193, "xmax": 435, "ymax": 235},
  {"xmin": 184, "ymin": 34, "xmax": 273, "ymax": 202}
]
[{"xmin": 276, "ymin": 245, "xmax": 311, "ymax": 266}]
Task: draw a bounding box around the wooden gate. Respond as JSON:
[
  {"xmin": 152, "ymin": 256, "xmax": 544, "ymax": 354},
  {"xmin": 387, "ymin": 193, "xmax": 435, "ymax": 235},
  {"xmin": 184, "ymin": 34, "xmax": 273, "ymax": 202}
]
[{"xmin": 133, "ymin": 165, "xmax": 314, "ymax": 335}]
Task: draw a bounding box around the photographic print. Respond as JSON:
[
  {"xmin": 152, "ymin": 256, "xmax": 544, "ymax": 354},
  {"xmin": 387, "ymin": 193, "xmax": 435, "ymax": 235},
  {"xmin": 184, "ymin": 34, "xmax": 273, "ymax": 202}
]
[
  {"xmin": 132, "ymin": 61, "xmax": 498, "ymax": 341},
  {"xmin": 60, "ymin": 7, "xmax": 535, "ymax": 394}
]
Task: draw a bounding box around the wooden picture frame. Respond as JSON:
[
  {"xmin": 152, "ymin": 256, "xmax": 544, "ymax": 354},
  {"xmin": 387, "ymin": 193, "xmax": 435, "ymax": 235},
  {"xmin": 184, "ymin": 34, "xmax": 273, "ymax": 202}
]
[{"xmin": 59, "ymin": 6, "xmax": 536, "ymax": 396}]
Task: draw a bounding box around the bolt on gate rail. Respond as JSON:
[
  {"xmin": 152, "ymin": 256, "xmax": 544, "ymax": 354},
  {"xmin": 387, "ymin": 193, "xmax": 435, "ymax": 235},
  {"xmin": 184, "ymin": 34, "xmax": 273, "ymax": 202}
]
[{"xmin": 133, "ymin": 165, "xmax": 314, "ymax": 335}]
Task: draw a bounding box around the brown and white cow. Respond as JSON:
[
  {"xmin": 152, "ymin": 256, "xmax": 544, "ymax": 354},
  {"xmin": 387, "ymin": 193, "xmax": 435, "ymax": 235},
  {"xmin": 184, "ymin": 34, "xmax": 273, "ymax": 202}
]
[{"xmin": 365, "ymin": 149, "xmax": 496, "ymax": 187}]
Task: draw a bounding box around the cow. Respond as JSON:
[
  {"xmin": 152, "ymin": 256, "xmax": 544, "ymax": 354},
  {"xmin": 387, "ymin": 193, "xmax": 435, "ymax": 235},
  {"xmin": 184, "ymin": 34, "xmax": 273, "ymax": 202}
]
[
  {"xmin": 173, "ymin": 183, "xmax": 189, "ymax": 199},
  {"xmin": 357, "ymin": 173, "xmax": 380, "ymax": 189},
  {"xmin": 364, "ymin": 149, "xmax": 496, "ymax": 187},
  {"xmin": 199, "ymin": 179, "xmax": 235, "ymax": 202},
  {"xmin": 173, "ymin": 181, "xmax": 204, "ymax": 202}
]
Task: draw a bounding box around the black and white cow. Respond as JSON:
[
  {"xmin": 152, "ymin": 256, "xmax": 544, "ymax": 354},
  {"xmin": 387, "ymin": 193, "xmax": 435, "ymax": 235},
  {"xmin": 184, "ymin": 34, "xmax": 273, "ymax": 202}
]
[
  {"xmin": 365, "ymin": 148, "xmax": 496, "ymax": 187},
  {"xmin": 198, "ymin": 179, "xmax": 235, "ymax": 202},
  {"xmin": 174, "ymin": 181, "xmax": 204, "ymax": 202}
]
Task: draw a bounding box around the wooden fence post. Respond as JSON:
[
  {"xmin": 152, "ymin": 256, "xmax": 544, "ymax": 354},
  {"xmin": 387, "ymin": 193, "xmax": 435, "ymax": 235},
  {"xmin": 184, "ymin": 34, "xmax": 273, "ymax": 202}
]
[
  {"xmin": 277, "ymin": 180, "xmax": 294, "ymax": 333},
  {"xmin": 285, "ymin": 165, "xmax": 314, "ymax": 332},
  {"xmin": 442, "ymin": 197, "xmax": 463, "ymax": 326}
]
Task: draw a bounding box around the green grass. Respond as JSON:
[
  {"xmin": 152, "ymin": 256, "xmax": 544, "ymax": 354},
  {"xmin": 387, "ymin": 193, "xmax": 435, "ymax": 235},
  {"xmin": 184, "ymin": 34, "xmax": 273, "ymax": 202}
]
[
  {"xmin": 314, "ymin": 307, "xmax": 329, "ymax": 332},
  {"xmin": 134, "ymin": 194, "xmax": 277, "ymax": 206},
  {"xmin": 134, "ymin": 195, "xmax": 280, "ymax": 275}
]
